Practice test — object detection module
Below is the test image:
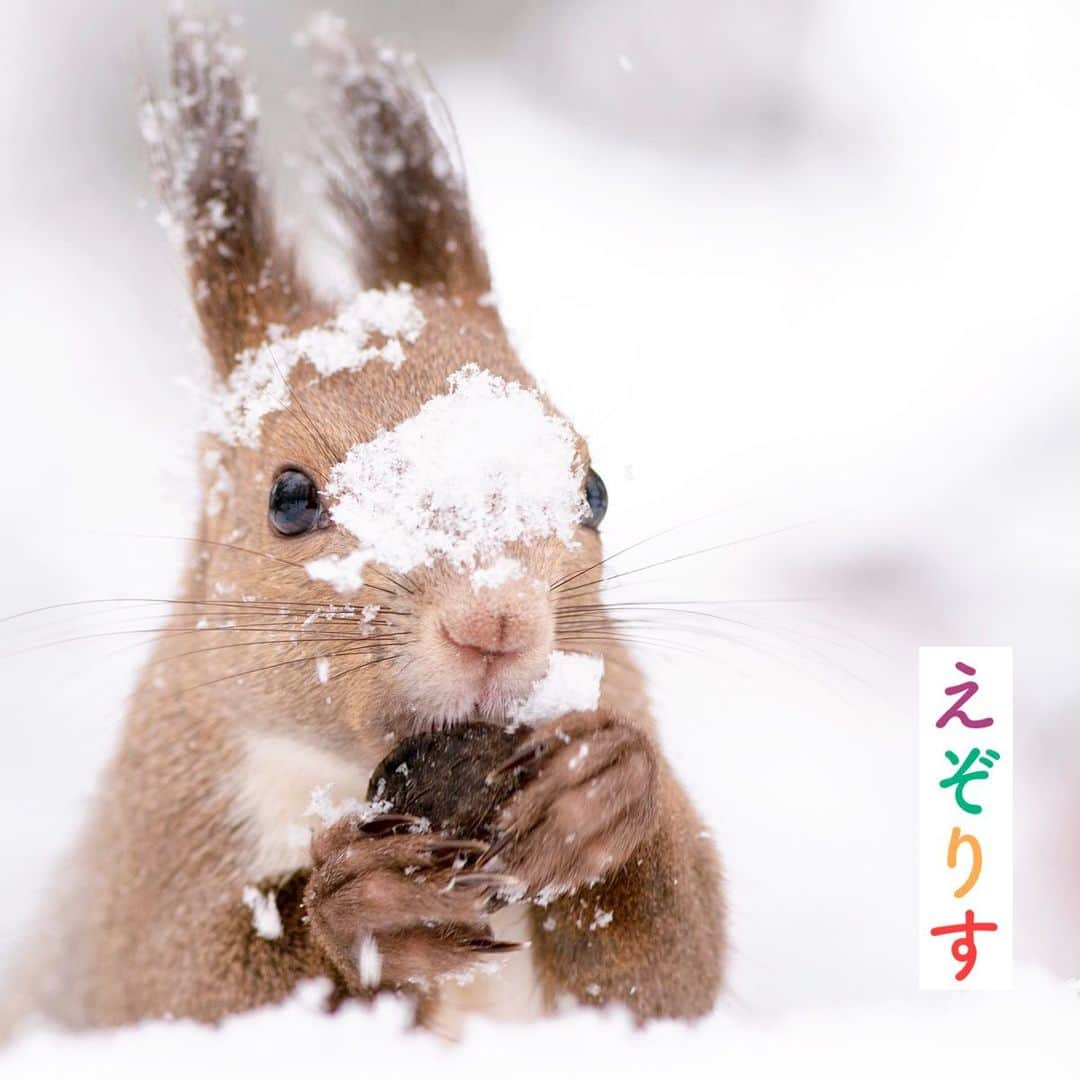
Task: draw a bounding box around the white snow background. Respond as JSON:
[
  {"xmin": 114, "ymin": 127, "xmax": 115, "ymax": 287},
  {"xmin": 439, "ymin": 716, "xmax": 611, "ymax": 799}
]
[{"xmin": 2, "ymin": 1, "xmax": 1080, "ymax": 1075}]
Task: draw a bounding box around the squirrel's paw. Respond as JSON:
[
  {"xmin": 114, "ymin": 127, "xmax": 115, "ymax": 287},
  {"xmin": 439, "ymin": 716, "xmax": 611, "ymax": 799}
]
[
  {"xmin": 484, "ymin": 713, "xmax": 660, "ymax": 892},
  {"xmin": 304, "ymin": 815, "xmax": 520, "ymax": 993}
]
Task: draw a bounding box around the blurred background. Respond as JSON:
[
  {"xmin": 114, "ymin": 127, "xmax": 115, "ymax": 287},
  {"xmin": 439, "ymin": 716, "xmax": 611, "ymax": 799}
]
[{"xmin": 1, "ymin": 0, "xmax": 1078, "ymax": 1022}]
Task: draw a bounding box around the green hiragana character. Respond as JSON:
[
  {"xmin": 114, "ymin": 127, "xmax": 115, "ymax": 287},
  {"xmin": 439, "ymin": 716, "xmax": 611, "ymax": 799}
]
[{"xmin": 939, "ymin": 748, "xmax": 1001, "ymax": 814}]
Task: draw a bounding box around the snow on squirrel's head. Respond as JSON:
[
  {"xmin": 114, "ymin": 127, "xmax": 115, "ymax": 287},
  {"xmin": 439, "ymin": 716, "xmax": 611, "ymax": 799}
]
[{"xmin": 143, "ymin": 14, "xmax": 609, "ymax": 740}]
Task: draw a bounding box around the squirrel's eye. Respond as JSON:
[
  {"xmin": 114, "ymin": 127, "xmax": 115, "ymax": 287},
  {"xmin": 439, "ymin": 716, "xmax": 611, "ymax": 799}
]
[
  {"xmin": 269, "ymin": 469, "xmax": 321, "ymax": 536},
  {"xmin": 583, "ymin": 467, "xmax": 607, "ymax": 529}
]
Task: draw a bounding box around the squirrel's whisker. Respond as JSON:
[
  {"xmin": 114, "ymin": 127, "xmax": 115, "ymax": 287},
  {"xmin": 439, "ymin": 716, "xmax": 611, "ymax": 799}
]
[{"xmin": 553, "ymin": 520, "xmax": 815, "ymax": 597}]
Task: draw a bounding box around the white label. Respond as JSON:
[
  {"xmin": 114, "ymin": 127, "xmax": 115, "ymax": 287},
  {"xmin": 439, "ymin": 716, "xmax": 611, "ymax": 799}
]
[{"xmin": 918, "ymin": 646, "xmax": 1013, "ymax": 989}]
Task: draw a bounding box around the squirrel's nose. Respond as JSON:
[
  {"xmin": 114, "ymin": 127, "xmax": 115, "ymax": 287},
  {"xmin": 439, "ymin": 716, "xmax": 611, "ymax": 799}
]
[{"xmin": 440, "ymin": 605, "xmax": 538, "ymax": 660}]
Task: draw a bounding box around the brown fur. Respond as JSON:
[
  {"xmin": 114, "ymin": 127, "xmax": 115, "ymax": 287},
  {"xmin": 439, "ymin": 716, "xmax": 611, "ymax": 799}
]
[
  {"xmin": 528, "ymin": 763, "xmax": 725, "ymax": 1019},
  {"xmin": 308, "ymin": 23, "xmax": 491, "ymax": 293},
  {"xmin": 142, "ymin": 14, "xmax": 319, "ymax": 371},
  {"xmin": 0, "ymin": 15, "xmax": 724, "ymax": 1039}
]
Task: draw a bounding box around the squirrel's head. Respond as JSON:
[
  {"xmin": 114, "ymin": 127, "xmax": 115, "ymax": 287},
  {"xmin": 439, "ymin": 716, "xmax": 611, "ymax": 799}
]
[{"xmin": 144, "ymin": 15, "xmax": 611, "ymax": 751}]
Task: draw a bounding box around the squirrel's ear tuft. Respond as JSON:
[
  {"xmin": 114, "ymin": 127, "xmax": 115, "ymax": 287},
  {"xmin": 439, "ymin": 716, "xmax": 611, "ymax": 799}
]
[
  {"xmin": 301, "ymin": 14, "xmax": 491, "ymax": 296},
  {"xmin": 141, "ymin": 14, "xmax": 313, "ymax": 374}
]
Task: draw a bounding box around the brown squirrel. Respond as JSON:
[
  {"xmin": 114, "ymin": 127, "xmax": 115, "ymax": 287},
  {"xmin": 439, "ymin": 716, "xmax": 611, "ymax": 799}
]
[{"xmin": 1, "ymin": 13, "xmax": 724, "ymax": 1037}]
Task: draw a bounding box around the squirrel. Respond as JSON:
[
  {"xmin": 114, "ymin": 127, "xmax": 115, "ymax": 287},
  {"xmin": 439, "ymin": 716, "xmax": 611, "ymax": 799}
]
[{"xmin": 1, "ymin": 13, "xmax": 724, "ymax": 1038}]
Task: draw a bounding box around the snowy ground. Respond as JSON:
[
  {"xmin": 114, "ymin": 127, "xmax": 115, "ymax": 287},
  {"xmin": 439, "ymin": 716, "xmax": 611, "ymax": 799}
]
[
  {"xmin": 4, "ymin": 973, "xmax": 1079, "ymax": 1079},
  {"xmin": 2, "ymin": 1, "xmax": 1080, "ymax": 1074}
]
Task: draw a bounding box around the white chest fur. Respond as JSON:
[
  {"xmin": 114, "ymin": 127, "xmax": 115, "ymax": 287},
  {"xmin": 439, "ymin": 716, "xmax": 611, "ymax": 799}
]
[
  {"xmin": 432, "ymin": 903, "xmax": 545, "ymax": 1034},
  {"xmin": 229, "ymin": 731, "xmax": 374, "ymax": 881},
  {"xmin": 228, "ymin": 729, "xmax": 543, "ymax": 1025}
]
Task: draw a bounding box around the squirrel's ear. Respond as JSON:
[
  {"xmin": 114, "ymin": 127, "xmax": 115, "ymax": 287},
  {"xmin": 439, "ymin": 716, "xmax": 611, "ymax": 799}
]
[
  {"xmin": 141, "ymin": 15, "xmax": 313, "ymax": 374},
  {"xmin": 302, "ymin": 16, "xmax": 491, "ymax": 296}
]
